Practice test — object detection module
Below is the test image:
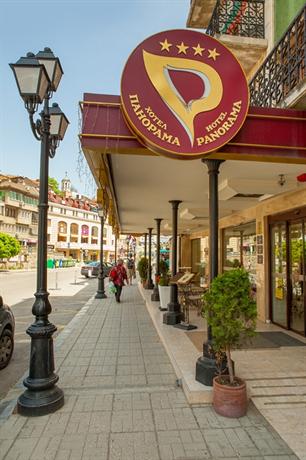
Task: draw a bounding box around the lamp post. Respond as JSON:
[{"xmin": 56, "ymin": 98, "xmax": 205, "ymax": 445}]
[
  {"xmin": 95, "ymin": 208, "xmax": 107, "ymax": 299},
  {"xmin": 10, "ymin": 48, "xmax": 69, "ymax": 416}
]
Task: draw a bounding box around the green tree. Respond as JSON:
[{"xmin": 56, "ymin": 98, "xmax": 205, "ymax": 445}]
[
  {"xmin": 0, "ymin": 233, "xmax": 21, "ymax": 260},
  {"xmin": 48, "ymin": 177, "xmax": 62, "ymax": 195}
]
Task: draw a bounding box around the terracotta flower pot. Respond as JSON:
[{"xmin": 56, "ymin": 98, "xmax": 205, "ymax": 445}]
[{"xmin": 213, "ymin": 375, "xmax": 248, "ymax": 418}]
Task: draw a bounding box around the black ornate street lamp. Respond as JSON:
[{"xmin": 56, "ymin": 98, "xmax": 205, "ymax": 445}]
[
  {"xmin": 10, "ymin": 48, "xmax": 69, "ymax": 416},
  {"xmin": 95, "ymin": 208, "xmax": 107, "ymax": 299}
]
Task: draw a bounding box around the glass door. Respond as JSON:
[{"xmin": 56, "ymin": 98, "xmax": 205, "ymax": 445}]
[
  {"xmin": 289, "ymin": 221, "xmax": 305, "ymax": 334},
  {"xmin": 271, "ymin": 223, "xmax": 288, "ymax": 328}
]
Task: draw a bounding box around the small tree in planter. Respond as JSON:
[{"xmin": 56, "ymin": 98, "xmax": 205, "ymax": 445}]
[
  {"xmin": 137, "ymin": 257, "xmax": 148, "ymax": 286},
  {"xmin": 202, "ymin": 267, "xmax": 257, "ymax": 417}
]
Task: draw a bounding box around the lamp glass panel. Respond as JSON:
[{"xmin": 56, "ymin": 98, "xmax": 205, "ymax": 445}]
[
  {"xmin": 38, "ymin": 70, "xmax": 49, "ymax": 101},
  {"xmin": 59, "ymin": 116, "xmax": 69, "ymax": 139},
  {"xmin": 53, "ymin": 62, "xmax": 63, "ymax": 91},
  {"xmin": 37, "ymin": 59, "xmax": 55, "ymax": 85},
  {"xmin": 50, "ymin": 113, "xmax": 61, "ymax": 136},
  {"xmin": 14, "ymin": 66, "xmax": 41, "ymax": 96}
]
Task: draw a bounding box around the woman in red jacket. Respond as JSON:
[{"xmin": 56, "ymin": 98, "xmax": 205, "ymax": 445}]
[{"xmin": 109, "ymin": 259, "xmax": 128, "ymax": 302}]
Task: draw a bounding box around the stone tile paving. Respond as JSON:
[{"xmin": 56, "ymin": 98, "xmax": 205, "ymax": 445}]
[{"xmin": 0, "ymin": 286, "xmax": 300, "ymax": 460}]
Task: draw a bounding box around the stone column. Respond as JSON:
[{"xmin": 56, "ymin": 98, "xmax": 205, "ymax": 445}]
[
  {"xmin": 146, "ymin": 227, "xmax": 154, "ymax": 289},
  {"xmin": 151, "ymin": 218, "xmax": 162, "ymax": 301}
]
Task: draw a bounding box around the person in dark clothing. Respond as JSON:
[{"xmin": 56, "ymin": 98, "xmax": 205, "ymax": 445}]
[{"xmin": 109, "ymin": 259, "xmax": 128, "ymax": 302}]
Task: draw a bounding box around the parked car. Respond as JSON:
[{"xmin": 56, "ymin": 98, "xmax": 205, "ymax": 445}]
[
  {"xmin": 0, "ymin": 296, "xmax": 15, "ymax": 370},
  {"xmin": 81, "ymin": 261, "xmax": 113, "ymax": 278}
]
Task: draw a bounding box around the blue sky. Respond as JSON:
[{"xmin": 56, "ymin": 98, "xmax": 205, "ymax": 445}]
[{"xmin": 0, "ymin": 0, "xmax": 188, "ymax": 196}]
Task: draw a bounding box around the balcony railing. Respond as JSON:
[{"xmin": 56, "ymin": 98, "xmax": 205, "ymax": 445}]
[
  {"xmin": 206, "ymin": 0, "xmax": 265, "ymax": 39},
  {"xmin": 250, "ymin": 5, "xmax": 306, "ymax": 107}
]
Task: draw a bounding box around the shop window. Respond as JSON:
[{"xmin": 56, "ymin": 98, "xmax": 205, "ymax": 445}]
[{"xmin": 223, "ymin": 221, "xmax": 256, "ymax": 276}]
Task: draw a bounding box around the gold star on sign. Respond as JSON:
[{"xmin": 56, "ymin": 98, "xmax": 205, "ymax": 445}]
[
  {"xmin": 176, "ymin": 42, "xmax": 189, "ymax": 54},
  {"xmin": 208, "ymin": 48, "xmax": 220, "ymax": 61},
  {"xmin": 192, "ymin": 43, "xmax": 205, "ymax": 56},
  {"xmin": 159, "ymin": 39, "xmax": 172, "ymax": 52}
]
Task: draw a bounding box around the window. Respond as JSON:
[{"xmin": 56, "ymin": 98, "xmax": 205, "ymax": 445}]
[
  {"xmin": 81, "ymin": 225, "xmax": 89, "ymax": 244},
  {"xmin": 5, "ymin": 207, "xmax": 17, "ymax": 218},
  {"xmin": 58, "ymin": 221, "xmax": 67, "ymax": 242},
  {"xmin": 70, "ymin": 223, "xmax": 79, "ymax": 243},
  {"xmin": 32, "ymin": 213, "xmax": 39, "ymax": 224},
  {"xmin": 91, "ymin": 226, "xmax": 98, "ymax": 244}
]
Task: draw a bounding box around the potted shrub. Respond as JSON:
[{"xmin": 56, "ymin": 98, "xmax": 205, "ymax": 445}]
[
  {"xmin": 137, "ymin": 257, "xmax": 148, "ymax": 286},
  {"xmin": 158, "ymin": 272, "xmax": 171, "ymax": 310},
  {"xmin": 202, "ymin": 267, "xmax": 257, "ymax": 418}
]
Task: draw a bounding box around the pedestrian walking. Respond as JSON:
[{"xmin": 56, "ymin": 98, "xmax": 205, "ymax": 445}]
[
  {"xmin": 127, "ymin": 254, "xmax": 135, "ymax": 285},
  {"xmin": 109, "ymin": 259, "xmax": 128, "ymax": 302}
]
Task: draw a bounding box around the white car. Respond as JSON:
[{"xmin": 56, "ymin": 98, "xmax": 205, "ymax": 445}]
[{"xmin": 0, "ymin": 296, "xmax": 15, "ymax": 369}]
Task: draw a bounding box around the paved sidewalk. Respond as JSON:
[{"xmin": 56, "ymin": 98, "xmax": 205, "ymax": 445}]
[{"xmin": 0, "ymin": 285, "xmax": 299, "ymax": 460}]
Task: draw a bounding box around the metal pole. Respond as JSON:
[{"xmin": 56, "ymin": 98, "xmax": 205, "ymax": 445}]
[
  {"xmin": 146, "ymin": 228, "xmax": 154, "ymax": 289},
  {"xmin": 17, "ymin": 98, "xmax": 64, "ymax": 416},
  {"xmin": 163, "ymin": 200, "xmax": 183, "ymax": 324},
  {"xmin": 178, "ymin": 234, "xmax": 182, "ymax": 270},
  {"xmin": 196, "ymin": 159, "xmax": 225, "ymax": 387},
  {"xmin": 240, "ymin": 230, "xmax": 244, "ymax": 267},
  {"xmin": 114, "ymin": 236, "xmax": 117, "ymax": 262},
  {"xmin": 144, "ymin": 233, "xmax": 147, "ymax": 259},
  {"xmin": 95, "ymin": 215, "xmax": 107, "ymax": 299},
  {"xmin": 151, "ymin": 218, "xmax": 162, "ymax": 301}
]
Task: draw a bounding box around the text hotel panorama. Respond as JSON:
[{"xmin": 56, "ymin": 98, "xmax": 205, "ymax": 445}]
[{"xmin": 129, "ymin": 94, "xmax": 242, "ymax": 148}]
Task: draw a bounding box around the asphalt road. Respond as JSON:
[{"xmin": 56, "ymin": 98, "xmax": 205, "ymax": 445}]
[{"xmin": 0, "ymin": 268, "xmax": 99, "ymax": 400}]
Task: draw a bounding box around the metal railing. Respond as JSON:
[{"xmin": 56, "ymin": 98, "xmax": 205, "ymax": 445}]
[
  {"xmin": 250, "ymin": 5, "xmax": 306, "ymax": 107},
  {"xmin": 206, "ymin": 0, "xmax": 265, "ymax": 39}
]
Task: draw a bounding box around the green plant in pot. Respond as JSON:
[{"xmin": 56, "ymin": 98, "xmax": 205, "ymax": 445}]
[
  {"xmin": 158, "ymin": 266, "xmax": 171, "ymax": 309},
  {"xmin": 137, "ymin": 257, "xmax": 148, "ymax": 286},
  {"xmin": 158, "ymin": 273, "xmax": 170, "ymax": 286},
  {"xmin": 202, "ymin": 267, "xmax": 257, "ymax": 418}
]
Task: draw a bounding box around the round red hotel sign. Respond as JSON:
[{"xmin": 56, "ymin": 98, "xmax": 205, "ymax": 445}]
[{"xmin": 121, "ymin": 29, "xmax": 249, "ymax": 159}]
